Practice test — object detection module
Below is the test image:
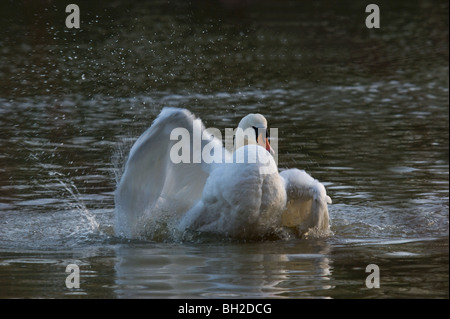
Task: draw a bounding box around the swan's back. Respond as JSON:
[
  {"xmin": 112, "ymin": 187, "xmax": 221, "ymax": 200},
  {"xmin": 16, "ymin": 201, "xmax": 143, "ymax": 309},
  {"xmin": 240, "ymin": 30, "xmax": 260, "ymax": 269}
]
[{"xmin": 179, "ymin": 144, "xmax": 286, "ymax": 239}]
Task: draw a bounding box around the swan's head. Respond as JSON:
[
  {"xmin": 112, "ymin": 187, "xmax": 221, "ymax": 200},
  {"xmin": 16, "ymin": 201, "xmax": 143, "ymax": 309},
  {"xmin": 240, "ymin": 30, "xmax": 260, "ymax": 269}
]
[{"xmin": 235, "ymin": 113, "xmax": 274, "ymax": 154}]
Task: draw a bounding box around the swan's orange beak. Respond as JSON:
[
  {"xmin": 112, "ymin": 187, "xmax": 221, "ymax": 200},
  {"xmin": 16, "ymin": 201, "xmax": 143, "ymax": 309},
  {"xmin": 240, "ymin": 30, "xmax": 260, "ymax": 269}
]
[
  {"xmin": 256, "ymin": 128, "xmax": 274, "ymax": 155},
  {"xmin": 266, "ymin": 138, "xmax": 274, "ymax": 155}
]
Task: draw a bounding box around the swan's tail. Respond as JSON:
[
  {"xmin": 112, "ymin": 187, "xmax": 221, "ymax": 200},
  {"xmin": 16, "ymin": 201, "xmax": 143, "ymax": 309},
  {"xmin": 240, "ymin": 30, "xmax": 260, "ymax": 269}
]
[{"xmin": 280, "ymin": 169, "xmax": 332, "ymax": 237}]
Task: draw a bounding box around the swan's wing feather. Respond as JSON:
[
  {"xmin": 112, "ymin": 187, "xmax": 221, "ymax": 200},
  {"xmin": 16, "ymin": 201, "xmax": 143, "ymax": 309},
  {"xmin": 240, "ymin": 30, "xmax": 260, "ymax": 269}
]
[
  {"xmin": 115, "ymin": 107, "xmax": 228, "ymax": 238},
  {"xmin": 279, "ymin": 168, "xmax": 331, "ymax": 235}
]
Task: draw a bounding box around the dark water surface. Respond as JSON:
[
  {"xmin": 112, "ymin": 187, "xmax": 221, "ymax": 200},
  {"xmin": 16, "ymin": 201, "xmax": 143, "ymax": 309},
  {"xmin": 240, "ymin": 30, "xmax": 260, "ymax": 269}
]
[{"xmin": 0, "ymin": 0, "xmax": 448, "ymax": 298}]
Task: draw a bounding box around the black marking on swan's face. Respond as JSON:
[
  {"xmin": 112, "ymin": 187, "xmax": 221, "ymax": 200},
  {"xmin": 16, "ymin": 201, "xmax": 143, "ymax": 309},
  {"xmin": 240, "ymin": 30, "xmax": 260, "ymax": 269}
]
[{"xmin": 252, "ymin": 126, "xmax": 269, "ymax": 143}]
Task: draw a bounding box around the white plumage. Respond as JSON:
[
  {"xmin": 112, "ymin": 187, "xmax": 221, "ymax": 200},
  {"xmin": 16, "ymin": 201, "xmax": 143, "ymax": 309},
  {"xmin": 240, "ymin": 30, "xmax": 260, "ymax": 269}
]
[{"xmin": 114, "ymin": 107, "xmax": 331, "ymax": 240}]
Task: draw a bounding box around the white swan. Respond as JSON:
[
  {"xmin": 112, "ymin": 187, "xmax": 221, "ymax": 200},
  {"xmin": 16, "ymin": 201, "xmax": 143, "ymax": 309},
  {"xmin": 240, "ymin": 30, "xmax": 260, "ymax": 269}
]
[{"xmin": 114, "ymin": 107, "xmax": 331, "ymax": 240}]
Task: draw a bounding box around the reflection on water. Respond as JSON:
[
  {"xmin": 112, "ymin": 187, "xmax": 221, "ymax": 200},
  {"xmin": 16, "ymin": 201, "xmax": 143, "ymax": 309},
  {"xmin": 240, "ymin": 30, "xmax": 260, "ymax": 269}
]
[
  {"xmin": 0, "ymin": 237, "xmax": 447, "ymax": 299},
  {"xmin": 0, "ymin": 0, "xmax": 448, "ymax": 298},
  {"xmin": 114, "ymin": 241, "xmax": 333, "ymax": 298}
]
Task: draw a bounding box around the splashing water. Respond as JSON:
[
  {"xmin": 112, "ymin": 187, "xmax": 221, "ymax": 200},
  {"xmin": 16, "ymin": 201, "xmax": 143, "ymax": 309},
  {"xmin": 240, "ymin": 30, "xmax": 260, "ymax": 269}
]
[
  {"xmin": 53, "ymin": 172, "xmax": 100, "ymax": 236},
  {"xmin": 0, "ymin": 153, "xmax": 109, "ymax": 250}
]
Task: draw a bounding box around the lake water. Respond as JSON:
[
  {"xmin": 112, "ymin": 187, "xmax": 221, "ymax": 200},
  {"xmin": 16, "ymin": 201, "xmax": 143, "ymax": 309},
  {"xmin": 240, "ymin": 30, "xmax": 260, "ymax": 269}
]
[{"xmin": 0, "ymin": 0, "xmax": 448, "ymax": 299}]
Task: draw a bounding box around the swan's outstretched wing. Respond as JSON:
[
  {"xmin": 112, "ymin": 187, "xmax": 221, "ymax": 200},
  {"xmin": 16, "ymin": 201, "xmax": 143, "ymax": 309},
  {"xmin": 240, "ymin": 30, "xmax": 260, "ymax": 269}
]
[
  {"xmin": 279, "ymin": 168, "xmax": 332, "ymax": 236},
  {"xmin": 115, "ymin": 107, "xmax": 228, "ymax": 238}
]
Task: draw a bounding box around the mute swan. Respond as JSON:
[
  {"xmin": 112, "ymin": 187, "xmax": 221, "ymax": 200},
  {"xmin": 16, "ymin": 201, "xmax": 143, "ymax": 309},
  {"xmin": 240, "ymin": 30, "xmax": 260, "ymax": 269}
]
[{"xmin": 115, "ymin": 107, "xmax": 331, "ymax": 240}]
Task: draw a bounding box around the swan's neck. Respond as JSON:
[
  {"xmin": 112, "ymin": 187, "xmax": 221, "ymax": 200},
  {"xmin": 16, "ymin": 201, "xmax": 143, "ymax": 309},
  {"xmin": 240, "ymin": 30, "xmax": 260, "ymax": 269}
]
[{"xmin": 234, "ymin": 127, "xmax": 258, "ymax": 151}]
